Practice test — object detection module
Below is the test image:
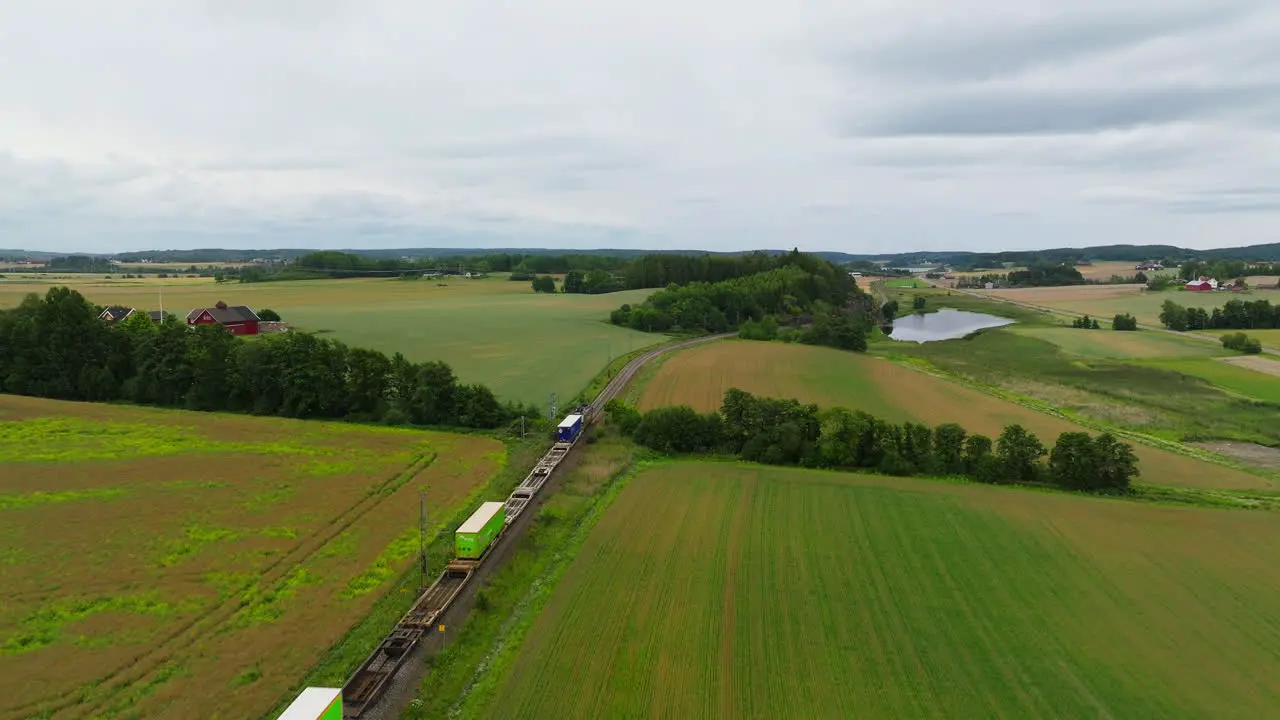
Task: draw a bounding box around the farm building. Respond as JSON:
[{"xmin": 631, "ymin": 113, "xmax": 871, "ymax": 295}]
[
  {"xmin": 1185, "ymin": 277, "xmax": 1219, "ymax": 292},
  {"xmin": 99, "ymin": 307, "xmax": 165, "ymax": 323},
  {"xmin": 186, "ymin": 302, "xmax": 261, "ymax": 335}
]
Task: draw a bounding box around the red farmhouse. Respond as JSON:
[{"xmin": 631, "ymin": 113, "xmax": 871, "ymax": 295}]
[{"xmin": 187, "ymin": 302, "xmax": 261, "ymax": 335}]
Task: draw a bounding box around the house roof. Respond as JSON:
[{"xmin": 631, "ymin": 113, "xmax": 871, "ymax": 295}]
[
  {"xmin": 146, "ymin": 310, "xmax": 165, "ymax": 322},
  {"xmin": 100, "ymin": 306, "xmax": 134, "ymax": 322},
  {"xmin": 187, "ymin": 305, "xmax": 259, "ymax": 324}
]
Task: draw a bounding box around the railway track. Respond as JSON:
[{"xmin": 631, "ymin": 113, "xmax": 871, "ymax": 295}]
[{"xmin": 341, "ymin": 332, "xmax": 731, "ymax": 718}]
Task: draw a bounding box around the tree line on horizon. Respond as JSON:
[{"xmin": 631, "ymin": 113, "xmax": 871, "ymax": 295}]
[
  {"xmin": 0, "ymin": 287, "xmax": 542, "ymax": 429},
  {"xmin": 607, "ymin": 389, "xmax": 1139, "ymax": 493}
]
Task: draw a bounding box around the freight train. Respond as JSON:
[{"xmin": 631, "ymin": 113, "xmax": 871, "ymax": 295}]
[{"xmin": 450, "ymin": 406, "xmax": 589, "ymax": 566}]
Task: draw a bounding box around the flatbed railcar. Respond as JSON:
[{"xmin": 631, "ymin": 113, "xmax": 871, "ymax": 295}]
[{"xmin": 341, "ymin": 406, "xmax": 594, "ymax": 718}]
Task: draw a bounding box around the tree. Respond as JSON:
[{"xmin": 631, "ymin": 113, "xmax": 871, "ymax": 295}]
[
  {"xmin": 881, "ymin": 300, "xmax": 899, "ymax": 321},
  {"xmin": 1112, "ymin": 313, "xmax": 1138, "ymax": 331},
  {"xmin": 1048, "ymin": 432, "xmax": 1096, "ymax": 490},
  {"xmin": 933, "ymin": 423, "xmax": 968, "ymax": 475},
  {"xmin": 963, "ymin": 434, "xmax": 1000, "ymax": 483},
  {"xmin": 258, "ymin": 308, "xmax": 282, "ymax": 321},
  {"xmin": 531, "ymin": 275, "xmax": 556, "ymax": 293},
  {"xmin": 996, "ymin": 425, "xmax": 1045, "ymax": 483},
  {"xmin": 1159, "ymin": 300, "xmax": 1188, "ymax": 331},
  {"xmin": 633, "ymin": 405, "xmax": 722, "ymax": 453},
  {"xmin": 562, "ymin": 270, "xmax": 585, "ymax": 294},
  {"xmin": 1092, "ymin": 433, "xmax": 1139, "ymax": 492},
  {"xmin": 1221, "ymin": 332, "xmax": 1263, "ymax": 354},
  {"xmin": 912, "ymin": 295, "xmax": 927, "ymax": 311}
]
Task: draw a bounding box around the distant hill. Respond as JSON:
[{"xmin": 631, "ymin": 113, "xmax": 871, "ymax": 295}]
[{"xmin": 3, "ymin": 243, "xmax": 1278, "ymax": 265}]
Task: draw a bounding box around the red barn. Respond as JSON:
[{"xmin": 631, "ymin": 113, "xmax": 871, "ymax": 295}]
[
  {"xmin": 1184, "ymin": 276, "xmax": 1218, "ymax": 292},
  {"xmin": 186, "ymin": 302, "xmax": 261, "ymax": 335}
]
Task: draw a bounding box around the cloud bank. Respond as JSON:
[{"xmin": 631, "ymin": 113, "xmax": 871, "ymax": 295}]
[{"xmin": 1, "ymin": 0, "xmax": 1278, "ymax": 253}]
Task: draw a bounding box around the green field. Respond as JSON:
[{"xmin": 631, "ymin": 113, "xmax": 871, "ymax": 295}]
[
  {"xmin": 284, "ymin": 287, "xmax": 659, "ymax": 405},
  {"xmin": 0, "ymin": 276, "xmax": 659, "ymax": 406},
  {"xmin": 1133, "ymin": 358, "xmax": 1280, "ymax": 403},
  {"xmin": 476, "ymin": 462, "xmax": 1280, "ymax": 719},
  {"xmin": 1009, "ymin": 326, "xmax": 1228, "ymax": 359}
]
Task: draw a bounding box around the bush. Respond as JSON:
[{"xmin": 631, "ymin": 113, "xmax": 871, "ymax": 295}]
[
  {"xmin": 1112, "ymin": 313, "xmax": 1138, "ymax": 331},
  {"xmin": 738, "ymin": 316, "xmax": 779, "ymax": 341},
  {"xmin": 912, "ymin": 295, "xmax": 927, "ymax": 311},
  {"xmin": 1221, "ymin": 332, "xmax": 1263, "ymax": 354},
  {"xmin": 258, "ymin": 308, "xmax": 282, "ymax": 322}
]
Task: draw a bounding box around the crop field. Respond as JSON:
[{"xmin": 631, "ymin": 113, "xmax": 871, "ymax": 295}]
[
  {"xmin": 0, "ymin": 276, "xmax": 660, "ymax": 405},
  {"xmin": 0, "ymin": 395, "xmax": 504, "ymax": 720},
  {"xmin": 478, "ymin": 462, "xmax": 1280, "ymax": 719},
  {"xmin": 1008, "ymin": 326, "xmax": 1228, "ymax": 359},
  {"xmin": 638, "ymin": 340, "xmax": 1270, "ymax": 490},
  {"xmin": 1133, "ymin": 358, "xmax": 1280, "ymax": 404},
  {"xmin": 983, "ymin": 284, "xmax": 1280, "ymax": 326}
]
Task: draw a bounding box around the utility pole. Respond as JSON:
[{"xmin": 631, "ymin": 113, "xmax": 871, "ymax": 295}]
[
  {"xmin": 549, "ymin": 392, "xmax": 558, "ymax": 422},
  {"xmin": 419, "ymin": 490, "xmax": 428, "ymax": 591},
  {"xmin": 520, "ymin": 415, "xmax": 526, "ymax": 438}
]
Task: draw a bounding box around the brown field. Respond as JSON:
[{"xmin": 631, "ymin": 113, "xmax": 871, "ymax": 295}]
[
  {"xmin": 1220, "ymin": 355, "xmax": 1280, "ymax": 376},
  {"xmin": 638, "ymin": 340, "xmax": 1270, "ymax": 491},
  {"xmin": 1074, "ymin": 260, "xmax": 1148, "ymax": 280},
  {"xmin": 481, "ymin": 462, "xmax": 1280, "ymax": 718},
  {"xmin": 0, "ymin": 395, "xmax": 503, "ymax": 720}
]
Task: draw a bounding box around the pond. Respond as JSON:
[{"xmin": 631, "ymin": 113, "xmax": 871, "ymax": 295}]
[{"xmin": 887, "ymin": 309, "xmax": 1013, "ymax": 343}]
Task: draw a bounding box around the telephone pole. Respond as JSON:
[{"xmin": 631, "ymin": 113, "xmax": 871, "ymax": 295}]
[
  {"xmin": 549, "ymin": 392, "xmax": 558, "ymax": 422},
  {"xmin": 418, "ymin": 491, "xmax": 428, "ymax": 590}
]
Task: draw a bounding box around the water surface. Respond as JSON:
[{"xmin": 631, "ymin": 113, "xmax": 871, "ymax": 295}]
[{"xmin": 888, "ymin": 309, "xmax": 1013, "ymax": 343}]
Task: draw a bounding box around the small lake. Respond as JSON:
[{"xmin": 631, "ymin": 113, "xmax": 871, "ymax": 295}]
[{"xmin": 887, "ymin": 309, "xmax": 1014, "ymax": 343}]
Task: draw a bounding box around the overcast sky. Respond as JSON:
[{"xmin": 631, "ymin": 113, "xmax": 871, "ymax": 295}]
[{"xmin": 2, "ymin": 0, "xmax": 1278, "ymax": 254}]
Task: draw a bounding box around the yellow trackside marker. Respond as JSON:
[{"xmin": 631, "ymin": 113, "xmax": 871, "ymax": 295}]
[{"xmin": 438, "ymin": 624, "xmax": 446, "ymax": 633}]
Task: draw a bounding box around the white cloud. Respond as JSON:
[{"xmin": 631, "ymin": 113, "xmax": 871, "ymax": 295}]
[{"xmin": 1, "ymin": 0, "xmax": 1278, "ymax": 253}]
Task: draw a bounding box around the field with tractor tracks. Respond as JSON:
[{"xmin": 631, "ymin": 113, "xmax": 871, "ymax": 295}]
[
  {"xmin": 0, "ymin": 395, "xmax": 503, "ymax": 720},
  {"xmin": 638, "ymin": 340, "xmax": 1271, "ymax": 490},
  {"xmin": 475, "ymin": 461, "xmax": 1280, "ymax": 719}
]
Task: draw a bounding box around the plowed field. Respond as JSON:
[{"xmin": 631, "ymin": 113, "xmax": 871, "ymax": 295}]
[
  {"xmin": 481, "ymin": 462, "xmax": 1280, "ymax": 719},
  {"xmin": 0, "ymin": 395, "xmax": 503, "ymax": 720},
  {"xmin": 637, "ymin": 340, "xmax": 1268, "ymax": 490}
]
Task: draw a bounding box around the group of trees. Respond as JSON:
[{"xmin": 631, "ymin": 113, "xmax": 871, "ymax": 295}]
[
  {"xmin": 610, "ymin": 251, "xmax": 863, "ymax": 336},
  {"xmin": 1071, "ymin": 315, "xmax": 1101, "ymax": 329},
  {"xmin": 1220, "ymin": 332, "xmax": 1263, "ymax": 354},
  {"xmin": 0, "ymin": 288, "xmax": 536, "ymax": 429},
  {"xmin": 737, "ymin": 305, "xmax": 871, "ymax": 351},
  {"xmin": 1112, "ymin": 313, "xmax": 1138, "ymax": 331},
  {"xmin": 611, "ymin": 389, "xmax": 1139, "ymax": 492},
  {"xmin": 1158, "ymin": 298, "xmax": 1280, "ymax": 332}
]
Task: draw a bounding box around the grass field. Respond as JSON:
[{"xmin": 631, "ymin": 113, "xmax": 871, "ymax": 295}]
[
  {"xmin": 0, "ymin": 395, "xmax": 503, "ymax": 720},
  {"xmin": 638, "ymin": 340, "xmax": 1271, "ymax": 490},
  {"xmin": 0, "ymin": 275, "xmax": 659, "ymax": 406},
  {"xmin": 1008, "ymin": 326, "xmax": 1229, "ymax": 359},
  {"xmin": 1133, "ymin": 358, "xmax": 1280, "ymax": 404},
  {"xmin": 983, "ymin": 284, "xmax": 1280, "ymax": 326},
  {"xmin": 477, "ymin": 461, "xmax": 1280, "ymax": 719}
]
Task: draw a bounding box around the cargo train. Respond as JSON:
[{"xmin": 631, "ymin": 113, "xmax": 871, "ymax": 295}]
[{"xmin": 451, "ymin": 407, "xmax": 589, "ymax": 563}]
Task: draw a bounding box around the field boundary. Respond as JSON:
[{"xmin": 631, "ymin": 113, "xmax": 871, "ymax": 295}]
[{"xmin": 12, "ymin": 450, "xmax": 440, "ymax": 720}]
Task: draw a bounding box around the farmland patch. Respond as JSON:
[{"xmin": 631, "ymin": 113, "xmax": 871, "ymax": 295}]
[
  {"xmin": 478, "ymin": 462, "xmax": 1280, "ymax": 719},
  {"xmin": 1009, "ymin": 326, "xmax": 1226, "ymax": 358},
  {"xmin": 0, "ymin": 395, "xmax": 502, "ymax": 720},
  {"xmin": 638, "ymin": 340, "xmax": 1270, "ymax": 490}
]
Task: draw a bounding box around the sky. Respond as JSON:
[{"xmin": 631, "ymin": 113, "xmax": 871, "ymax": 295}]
[{"xmin": 2, "ymin": 0, "xmax": 1278, "ymax": 255}]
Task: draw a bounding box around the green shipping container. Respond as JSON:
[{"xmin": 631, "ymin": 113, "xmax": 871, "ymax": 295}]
[{"xmin": 455, "ymin": 501, "xmax": 506, "ymax": 559}]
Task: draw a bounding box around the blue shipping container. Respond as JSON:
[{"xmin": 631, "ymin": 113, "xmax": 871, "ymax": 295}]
[{"xmin": 556, "ymin": 414, "xmax": 584, "ymax": 443}]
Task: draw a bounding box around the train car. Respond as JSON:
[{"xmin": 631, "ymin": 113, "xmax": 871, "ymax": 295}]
[
  {"xmin": 455, "ymin": 501, "xmax": 506, "ymax": 560},
  {"xmin": 556, "ymin": 413, "xmax": 584, "ymax": 443},
  {"xmin": 277, "ymin": 687, "xmax": 341, "ymax": 720}
]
